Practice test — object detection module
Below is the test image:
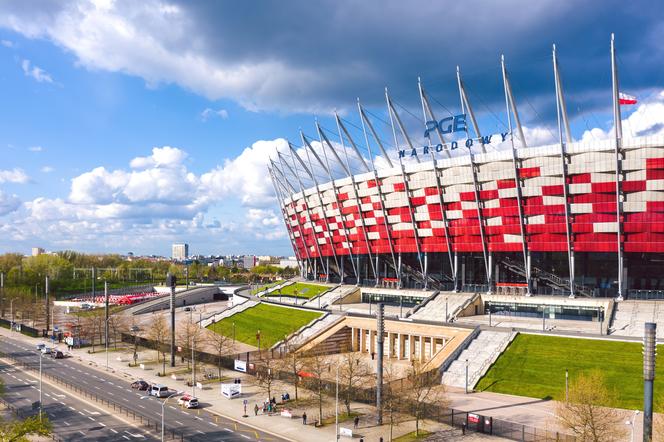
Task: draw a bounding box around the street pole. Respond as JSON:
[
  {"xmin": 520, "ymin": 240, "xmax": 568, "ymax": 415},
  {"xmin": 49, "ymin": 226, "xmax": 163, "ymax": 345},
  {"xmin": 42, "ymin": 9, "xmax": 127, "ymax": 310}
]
[
  {"xmin": 10, "ymin": 298, "xmax": 16, "ymax": 330},
  {"xmin": 45, "ymin": 275, "xmax": 50, "ymax": 335},
  {"xmin": 445, "ymin": 297, "xmax": 448, "ymax": 322},
  {"xmin": 39, "ymin": 352, "xmax": 43, "ymax": 422},
  {"xmin": 190, "ymin": 308, "xmax": 195, "ymax": 398},
  {"xmin": 542, "ymin": 305, "xmax": 546, "ymax": 331},
  {"xmin": 105, "ymin": 281, "xmax": 109, "ymax": 371},
  {"xmin": 335, "ymin": 363, "xmax": 339, "ymax": 440},
  {"xmin": 489, "ymin": 302, "xmax": 492, "ymax": 327},
  {"xmin": 565, "ymin": 368, "xmax": 569, "ymax": 402},
  {"xmin": 376, "ymin": 303, "xmax": 384, "ymax": 425},
  {"xmin": 0, "ymin": 272, "xmax": 4, "ymax": 319},
  {"xmin": 465, "ymin": 359, "xmax": 469, "ymax": 394},
  {"xmin": 168, "ymin": 273, "xmax": 176, "ymax": 367},
  {"xmin": 232, "ymin": 322, "xmax": 236, "ymax": 345},
  {"xmin": 644, "ymin": 322, "xmax": 656, "ymax": 442},
  {"xmin": 161, "ymin": 392, "xmax": 181, "ymax": 442}
]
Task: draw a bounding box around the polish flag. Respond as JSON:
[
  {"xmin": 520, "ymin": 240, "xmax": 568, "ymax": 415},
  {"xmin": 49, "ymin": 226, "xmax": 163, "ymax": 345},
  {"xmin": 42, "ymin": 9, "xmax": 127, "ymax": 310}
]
[{"xmin": 619, "ymin": 92, "xmax": 637, "ymax": 105}]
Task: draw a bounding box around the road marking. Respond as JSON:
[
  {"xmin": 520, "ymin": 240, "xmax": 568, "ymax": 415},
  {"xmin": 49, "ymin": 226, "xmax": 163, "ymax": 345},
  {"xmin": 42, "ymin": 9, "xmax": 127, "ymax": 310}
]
[
  {"xmin": 224, "ymin": 428, "xmax": 234, "ymax": 432},
  {"xmin": 109, "ymin": 392, "xmax": 114, "ymax": 396},
  {"xmin": 174, "ymin": 420, "xmax": 183, "ymax": 425},
  {"xmin": 240, "ymin": 435, "xmax": 251, "ymax": 440},
  {"xmin": 88, "ymin": 416, "xmax": 95, "ymax": 421},
  {"xmin": 79, "ymin": 411, "xmax": 85, "ymax": 416},
  {"xmin": 63, "ymin": 421, "xmax": 71, "ymax": 426},
  {"xmin": 123, "ymin": 398, "xmax": 129, "ymax": 402},
  {"xmin": 138, "ymin": 405, "xmax": 145, "ymax": 409},
  {"xmin": 110, "ymin": 428, "xmax": 118, "ymax": 433},
  {"xmin": 59, "ymin": 402, "xmax": 66, "ymax": 406},
  {"xmin": 99, "ymin": 422, "xmax": 106, "ymax": 427},
  {"xmin": 196, "ymin": 430, "xmax": 205, "ymax": 435},
  {"xmin": 208, "ymin": 422, "xmax": 218, "ymax": 427},
  {"xmin": 169, "ymin": 406, "xmax": 176, "ymax": 410},
  {"xmin": 79, "ymin": 431, "xmax": 86, "ymax": 436},
  {"xmin": 69, "ymin": 406, "xmax": 76, "ymax": 411},
  {"xmin": 122, "ymin": 436, "xmax": 130, "ymax": 440}
]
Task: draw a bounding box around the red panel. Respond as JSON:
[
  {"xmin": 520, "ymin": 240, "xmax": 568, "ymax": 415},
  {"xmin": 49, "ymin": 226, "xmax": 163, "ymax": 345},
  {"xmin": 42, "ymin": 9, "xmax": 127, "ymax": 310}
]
[
  {"xmin": 542, "ymin": 185, "xmax": 565, "ymax": 196},
  {"xmin": 591, "ymin": 182, "xmax": 616, "ymax": 193},
  {"xmin": 497, "ymin": 179, "xmax": 516, "ymax": 189},
  {"xmin": 647, "ymin": 170, "xmax": 664, "ymax": 180},
  {"xmin": 647, "ymin": 202, "xmax": 664, "ymax": 212},
  {"xmin": 570, "ymin": 174, "xmax": 591, "ymax": 183},
  {"xmin": 518, "ymin": 167, "xmax": 541, "ymax": 178},
  {"xmin": 483, "ymin": 207, "xmax": 520, "ymax": 217},
  {"xmin": 424, "ymin": 187, "xmax": 439, "ymax": 196},
  {"xmin": 624, "ymin": 242, "xmax": 664, "ymax": 252},
  {"xmin": 393, "ymin": 182, "xmax": 406, "ymax": 191},
  {"xmin": 486, "ymin": 225, "xmax": 522, "ymax": 235},
  {"xmin": 460, "ymin": 191, "xmax": 476, "ymax": 202},
  {"xmin": 646, "ymin": 157, "xmax": 664, "ymax": 169},
  {"xmin": 479, "ymin": 189, "xmax": 499, "ymax": 200},
  {"xmin": 623, "ymin": 181, "xmax": 646, "ymax": 192},
  {"xmin": 573, "ymin": 194, "xmax": 616, "ymax": 203},
  {"xmin": 524, "ymin": 205, "xmax": 566, "ymax": 216},
  {"xmin": 410, "ymin": 196, "xmax": 426, "ymax": 206},
  {"xmin": 489, "ymin": 243, "xmax": 523, "ymax": 252}
]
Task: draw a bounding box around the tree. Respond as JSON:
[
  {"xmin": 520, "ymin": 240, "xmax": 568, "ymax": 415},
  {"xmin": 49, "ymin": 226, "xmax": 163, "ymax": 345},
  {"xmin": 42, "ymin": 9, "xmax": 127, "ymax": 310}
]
[
  {"xmin": 148, "ymin": 315, "xmax": 169, "ymax": 375},
  {"xmin": 207, "ymin": 330, "xmax": 232, "ymax": 380},
  {"xmin": 302, "ymin": 351, "xmax": 331, "ymax": 425},
  {"xmin": 256, "ymin": 354, "xmax": 277, "ymax": 403},
  {"xmin": 404, "ymin": 361, "xmax": 449, "ymax": 437},
  {"xmin": 108, "ymin": 314, "xmax": 129, "ymax": 349},
  {"xmin": 177, "ymin": 317, "xmax": 202, "ymax": 370},
  {"xmin": 0, "ymin": 414, "xmax": 53, "ymax": 442},
  {"xmin": 555, "ymin": 370, "xmax": 627, "ymax": 442},
  {"xmin": 382, "ymin": 360, "xmax": 401, "ymax": 442},
  {"xmin": 338, "ymin": 350, "xmax": 371, "ymax": 415},
  {"xmin": 276, "ymin": 344, "xmax": 305, "ymax": 401}
]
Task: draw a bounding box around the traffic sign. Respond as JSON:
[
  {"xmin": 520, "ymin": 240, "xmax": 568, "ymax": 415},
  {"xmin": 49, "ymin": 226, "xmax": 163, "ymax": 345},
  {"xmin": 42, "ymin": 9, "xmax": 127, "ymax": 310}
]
[{"xmin": 243, "ymin": 399, "xmax": 248, "ymax": 405}]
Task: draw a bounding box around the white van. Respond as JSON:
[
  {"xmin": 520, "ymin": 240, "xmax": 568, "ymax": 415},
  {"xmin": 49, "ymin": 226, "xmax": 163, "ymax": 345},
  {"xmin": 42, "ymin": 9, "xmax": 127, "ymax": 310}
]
[{"xmin": 149, "ymin": 384, "xmax": 170, "ymax": 398}]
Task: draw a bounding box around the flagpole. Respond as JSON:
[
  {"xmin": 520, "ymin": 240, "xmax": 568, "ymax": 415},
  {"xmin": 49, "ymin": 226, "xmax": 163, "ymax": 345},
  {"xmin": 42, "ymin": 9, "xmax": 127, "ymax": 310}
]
[{"xmin": 611, "ymin": 33, "xmax": 625, "ymax": 301}]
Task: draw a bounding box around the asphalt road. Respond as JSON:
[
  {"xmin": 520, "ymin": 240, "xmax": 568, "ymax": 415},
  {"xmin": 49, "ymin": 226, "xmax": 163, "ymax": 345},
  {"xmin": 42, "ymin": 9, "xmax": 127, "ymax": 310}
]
[
  {"xmin": 0, "ymin": 361, "xmax": 158, "ymax": 441},
  {"xmin": 0, "ymin": 334, "xmax": 285, "ymax": 442}
]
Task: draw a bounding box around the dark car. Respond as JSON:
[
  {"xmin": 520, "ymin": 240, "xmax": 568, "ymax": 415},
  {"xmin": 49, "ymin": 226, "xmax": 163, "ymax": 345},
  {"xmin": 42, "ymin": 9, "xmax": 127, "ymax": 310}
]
[
  {"xmin": 51, "ymin": 350, "xmax": 65, "ymax": 359},
  {"xmin": 131, "ymin": 380, "xmax": 150, "ymax": 391}
]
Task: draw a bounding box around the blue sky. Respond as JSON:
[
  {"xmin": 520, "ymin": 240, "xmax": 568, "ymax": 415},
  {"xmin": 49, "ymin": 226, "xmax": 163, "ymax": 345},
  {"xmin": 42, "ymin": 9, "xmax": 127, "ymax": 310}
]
[{"xmin": 1, "ymin": 0, "xmax": 663, "ymax": 257}]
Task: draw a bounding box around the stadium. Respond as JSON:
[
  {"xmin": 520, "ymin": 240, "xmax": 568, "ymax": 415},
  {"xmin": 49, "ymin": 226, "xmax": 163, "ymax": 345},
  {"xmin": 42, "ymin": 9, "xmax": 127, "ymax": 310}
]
[{"xmin": 269, "ymin": 38, "xmax": 664, "ymax": 301}]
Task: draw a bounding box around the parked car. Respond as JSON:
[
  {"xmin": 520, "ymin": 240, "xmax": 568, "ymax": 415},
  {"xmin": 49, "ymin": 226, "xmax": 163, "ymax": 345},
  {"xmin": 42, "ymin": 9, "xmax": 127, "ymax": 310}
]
[
  {"xmin": 40, "ymin": 346, "xmax": 52, "ymax": 355},
  {"xmin": 51, "ymin": 350, "xmax": 65, "ymax": 359},
  {"xmin": 36, "ymin": 343, "xmax": 46, "ymax": 351},
  {"xmin": 148, "ymin": 384, "xmax": 170, "ymax": 398},
  {"xmin": 131, "ymin": 380, "xmax": 150, "ymax": 391},
  {"xmin": 177, "ymin": 395, "xmax": 199, "ymax": 409}
]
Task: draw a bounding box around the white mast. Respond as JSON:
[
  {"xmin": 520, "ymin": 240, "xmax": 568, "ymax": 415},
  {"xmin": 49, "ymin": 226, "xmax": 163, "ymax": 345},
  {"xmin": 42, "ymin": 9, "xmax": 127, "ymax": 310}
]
[{"xmin": 611, "ymin": 33, "xmax": 624, "ymax": 300}]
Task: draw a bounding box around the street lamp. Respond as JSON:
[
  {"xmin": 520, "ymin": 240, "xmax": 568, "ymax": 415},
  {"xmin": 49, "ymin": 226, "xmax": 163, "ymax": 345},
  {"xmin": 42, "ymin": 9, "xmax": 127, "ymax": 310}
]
[
  {"xmin": 38, "ymin": 351, "xmax": 43, "ymax": 421},
  {"xmin": 156, "ymin": 390, "xmax": 183, "ymax": 442}
]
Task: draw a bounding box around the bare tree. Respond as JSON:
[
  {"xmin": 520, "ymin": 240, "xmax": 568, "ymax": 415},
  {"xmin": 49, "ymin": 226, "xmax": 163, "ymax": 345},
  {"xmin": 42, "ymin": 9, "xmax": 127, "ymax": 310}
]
[
  {"xmin": 177, "ymin": 317, "xmax": 202, "ymax": 370},
  {"xmin": 148, "ymin": 315, "xmax": 169, "ymax": 375},
  {"xmin": 555, "ymin": 370, "xmax": 627, "ymax": 442},
  {"xmin": 405, "ymin": 361, "xmax": 449, "ymax": 437},
  {"xmin": 207, "ymin": 329, "xmax": 232, "ymax": 380},
  {"xmin": 339, "ymin": 350, "xmax": 371, "ymax": 415},
  {"xmin": 302, "ymin": 350, "xmax": 331, "ymax": 425},
  {"xmin": 276, "ymin": 344, "xmax": 305, "ymax": 401},
  {"xmin": 383, "ymin": 359, "xmax": 402, "ymax": 441},
  {"xmin": 256, "ymin": 354, "xmax": 277, "ymax": 403},
  {"xmin": 108, "ymin": 314, "xmax": 129, "ymax": 349}
]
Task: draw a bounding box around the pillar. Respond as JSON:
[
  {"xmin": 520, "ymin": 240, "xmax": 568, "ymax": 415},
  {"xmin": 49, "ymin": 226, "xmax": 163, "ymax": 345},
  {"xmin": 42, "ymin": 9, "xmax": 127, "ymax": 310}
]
[{"xmin": 408, "ymin": 335, "xmax": 415, "ymax": 361}]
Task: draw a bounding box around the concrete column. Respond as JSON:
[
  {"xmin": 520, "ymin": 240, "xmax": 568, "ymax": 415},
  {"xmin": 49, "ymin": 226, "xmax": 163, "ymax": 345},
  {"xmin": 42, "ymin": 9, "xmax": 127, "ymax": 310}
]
[
  {"xmin": 396, "ymin": 334, "xmax": 402, "ymax": 360},
  {"xmin": 351, "ymin": 328, "xmax": 357, "ymax": 351},
  {"xmin": 370, "ymin": 330, "xmax": 376, "ymax": 355},
  {"xmin": 359, "ymin": 329, "xmax": 365, "ymax": 353},
  {"xmin": 420, "ymin": 336, "xmax": 426, "ymax": 363},
  {"xmin": 431, "ymin": 337, "xmax": 437, "ymax": 355},
  {"xmin": 408, "ymin": 335, "xmax": 415, "ymax": 361},
  {"xmin": 386, "ymin": 332, "xmax": 392, "ymax": 358}
]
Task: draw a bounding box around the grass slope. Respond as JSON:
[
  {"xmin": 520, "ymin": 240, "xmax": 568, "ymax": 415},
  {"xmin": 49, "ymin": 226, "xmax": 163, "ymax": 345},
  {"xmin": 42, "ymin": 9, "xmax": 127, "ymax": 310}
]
[
  {"xmin": 251, "ymin": 280, "xmax": 284, "ymax": 295},
  {"xmin": 476, "ymin": 334, "xmax": 664, "ymax": 411},
  {"xmin": 266, "ymin": 282, "xmax": 330, "ymax": 299},
  {"xmin": 207, "ymin": 303, "xmax": 322, "ymax": 348}
]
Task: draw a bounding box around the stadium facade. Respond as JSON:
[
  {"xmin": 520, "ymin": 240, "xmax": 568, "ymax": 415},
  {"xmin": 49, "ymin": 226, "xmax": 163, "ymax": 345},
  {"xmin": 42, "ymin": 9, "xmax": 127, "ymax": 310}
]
[{"xmin": 269, "ymin": 35, "xmax": 664, "ymax": 299}]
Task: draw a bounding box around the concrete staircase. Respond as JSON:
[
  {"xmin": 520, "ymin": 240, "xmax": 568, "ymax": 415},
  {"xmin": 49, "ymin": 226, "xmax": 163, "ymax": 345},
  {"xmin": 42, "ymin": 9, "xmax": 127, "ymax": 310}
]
[
  {"xmin": 440, "ymin": 330, "xmax": 515, "ymax": 389},
  {"xmin": 410, "ymin": 292, "xmax": 476, "ymax": 322},
  {"xmin": 274, "ymin": 313, "xmax": 344, "ymax": 350},
  {"xmin": 200, "ymin": 298, "xmax": 258, "ymax": 328},
  {"xmin": 609, "ymin": 300, "xmax": 664, "ymax": 338},
  {"xmin": 304, "ymin": 285, "xmax": 357, "ymax": 309}
]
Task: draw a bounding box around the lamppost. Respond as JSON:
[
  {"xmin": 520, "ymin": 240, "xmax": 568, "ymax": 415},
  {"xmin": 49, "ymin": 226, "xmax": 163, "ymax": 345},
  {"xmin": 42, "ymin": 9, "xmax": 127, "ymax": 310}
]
[
  {"xmin": 465, "ymin": 359, "xmax": 469, "ymax": 394},
  {"xmin": 256, "ymin": 330, "xmax": 261, "ymax": 356},
  {"xmin": 158, "ymin": 391, "xmax": 182, "ymax": 442},
  {"xmin": 232, "ymin": 322, "xmax": 236, "ymax": 345},
  {"xmin": 38, "ymin": 351, "xmax": 43, "ymax": 421}
]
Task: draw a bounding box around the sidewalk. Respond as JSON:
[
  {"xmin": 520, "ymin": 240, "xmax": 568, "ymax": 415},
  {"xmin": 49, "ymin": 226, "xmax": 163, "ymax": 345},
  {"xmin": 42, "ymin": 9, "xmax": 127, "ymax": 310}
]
[{"xmin": 1, "ymin": 327, "xmax": 512, "ymax": 441}]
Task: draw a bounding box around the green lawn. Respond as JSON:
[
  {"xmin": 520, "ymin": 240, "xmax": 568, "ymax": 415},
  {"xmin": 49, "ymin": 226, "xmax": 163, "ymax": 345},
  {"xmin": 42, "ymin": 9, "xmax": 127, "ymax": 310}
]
[
  {"xmin": 266, "ymin": 282, "xmax": 330, "ymax": 299},
  {"xmin": 394, "ymin": 430, "xmax": 432, "ymax": 441},
  {"xmin": 207, "ymin": 303, "xmax": 322, "ymax": 348},
  {"xmin": 251, "ymin": 280, "xmax": 284, "ymax": 295},
  {"xmin": 476, "ymin": 334, "xmax": 664, "ymax": 411}
]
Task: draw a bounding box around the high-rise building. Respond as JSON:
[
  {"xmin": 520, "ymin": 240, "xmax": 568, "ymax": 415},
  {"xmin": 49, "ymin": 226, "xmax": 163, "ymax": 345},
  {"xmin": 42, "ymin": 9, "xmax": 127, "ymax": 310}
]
[
  {"xmin": 32, "ymin": 247, "xmax": 45, "ymax": 257},
  {"xmin": 172, "ymin": 243, "xmax": 189, "ymax": 261},
  {"xmin": 243, "ymin": 255, "xmax": 256, "ymax": 269}
]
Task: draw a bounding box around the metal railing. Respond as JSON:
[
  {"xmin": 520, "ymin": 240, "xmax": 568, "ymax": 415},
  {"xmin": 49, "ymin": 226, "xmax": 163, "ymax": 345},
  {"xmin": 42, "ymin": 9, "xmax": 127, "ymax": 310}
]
[
  {"xmin": 0, "ymin": 395, "xmax": 63, "ymax": 441},
  {"xmin": 0, "ymin": 351, "xmax": 188, "ymax": 441}
]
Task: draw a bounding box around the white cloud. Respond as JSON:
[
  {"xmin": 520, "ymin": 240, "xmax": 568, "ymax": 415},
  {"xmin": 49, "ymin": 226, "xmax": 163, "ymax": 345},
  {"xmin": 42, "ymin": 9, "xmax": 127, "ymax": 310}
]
[
  {"xmin": 129, "ymin": 146, "xmax": 187, "ymax": 169},
  {"xmin": 200, "ymin": 108, "xmax": 229, "ymax": 121},
  {"xmin": 21, "ymin": 59, "xmax": 53, "ymax": 83},
  {"xmin": 0, "ymin": 190, "xmax": 20, "ymax": 215},
  {"xmin": 41, "ymin": 166, "xmax": 55, "ymax": 173},
  {"xmin": 0, "ymin": 168, "xmax": 29, "ymax": 184},
  {"xmin": 1, "ymin": 39, "xmax": 13, "ymax": 48},
  {"xmin": 29, "ymin": 145, "xmax": 44, "ymax": 152}
]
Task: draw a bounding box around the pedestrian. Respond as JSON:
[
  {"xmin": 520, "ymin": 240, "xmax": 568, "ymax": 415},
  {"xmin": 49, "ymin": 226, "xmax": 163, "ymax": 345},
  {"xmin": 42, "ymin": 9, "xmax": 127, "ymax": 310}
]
[
  {"xmin": 462, "ymin": 422, "xmax": 466, "ymax": 435},
  {"xmin": 302, "ymin": 411, "xmax": 307, "ymax": 425},
  {"xmin": 254, "ymin": 404, "xmax": 259, "ymax": 416},
  {"xmin": 371, "ymin": 352, "xmax": 375, "ymax": 360},
  {"xmin": 354, "ymin": 415, "xmax": 359, "ymax": 428}
]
